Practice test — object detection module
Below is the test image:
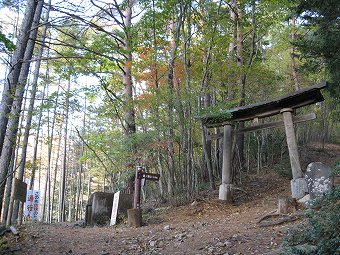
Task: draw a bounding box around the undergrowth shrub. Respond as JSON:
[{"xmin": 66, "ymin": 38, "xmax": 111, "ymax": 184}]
[
  {"xmin": 279, "ymin": 164, "xmax": 340, "ymax": 255},
  {"xmin": 274, "ymin": 158, "xmax": 293, "ymax": 179}
]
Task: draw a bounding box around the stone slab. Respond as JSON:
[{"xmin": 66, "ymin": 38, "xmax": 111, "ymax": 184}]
[
  {"xmin": 90, "ymin": 192, "xmax": 114, "ymax": 226},
  {"xmin": 85, "ymin": 204, "xmax": 92, "ymax": 225},
  {"xmin": 306, "ymin": 162, "xmax": 332, "ymax": 199}
]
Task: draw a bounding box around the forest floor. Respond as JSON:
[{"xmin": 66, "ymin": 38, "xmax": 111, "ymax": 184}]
[{"xmin": 2, "ymin": 142, "xmax": 339, "ymax": 255}]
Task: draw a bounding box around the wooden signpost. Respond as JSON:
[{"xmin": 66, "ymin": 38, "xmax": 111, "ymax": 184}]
[
  {"xmin": 128, "ymin": 166, "xmax": 160, "ymax": 227},
  {"xmin": 133, "ymin": 166, "xmax": 160, "ymax": 209},
  {"xmin": 137, "ymin": 172, "xmax": 160, "ymax": 182}
]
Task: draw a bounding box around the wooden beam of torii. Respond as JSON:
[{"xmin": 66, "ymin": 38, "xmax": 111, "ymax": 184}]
[
  {"xmin": 199, "ymin": 82, "xmax": 328, "ymax": 202},
  {"xmin": 207, "ymin": 113, "xmax": 316, "ymax": 139}
]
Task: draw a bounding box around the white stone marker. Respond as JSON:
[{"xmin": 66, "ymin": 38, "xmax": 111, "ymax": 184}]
[
  {"xmin": 110, "ymin": 191, "xmax": 121, "ymax": 226},
  {"xmin": 306, "ymin": 162, "xmax": 332, "ymax": 199}
]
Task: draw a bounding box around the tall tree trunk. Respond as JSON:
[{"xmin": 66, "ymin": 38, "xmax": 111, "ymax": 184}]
[
  {"xmin": 50, "ymin": 129, "xmax": 62, "ymax": 223},
  {"xmin": 59, "ymin": 78, "xmax": 71, "ymax": 222},
  {"xmin": 68, "ymin": 172, "xmax": 74, "ymax": 222},
  {"xmin": 200, "ymin": 0, "xmax": 222, "ymax": 190},
  {"xmin": 43, "ymin": 83, "xmax": 59, "ymax": 223},
  {"xmin": 236, "ymin": 0, "xmax": 246, "ymax": 171},
  {"xmin": 290, "ymin": 16, "xmax": 300, "ymax": 91},
  {"xmin": 6, "ymin": 84, "xmax": 28, "ymax": 225},
  {"xmin": 166, "ymin": 6, "xmax": 184, "ymax": 195},
  {"xmin": 76, "ymin": 161, "xmax": 82, "ymax": 221},
  {"xmin": 12, "ymin": 1, "xmax": 51, "ymax": 222},
  {"xmin": 0, "ymin": 0, "xmax": 44, "ymax": 216},
  {"xmin": 76, "ymin": 104, "xmax": 85, "ymax": 221},
  {"xmin": 1, "ymin": 147, "xmax": 15, "ymax": 225},
  {"xmin": 0, "ymin": 0, "xmax": 41, "ymax": 153},
  {"xmin": 87, "ymin": 174, "xmax": 91, "ymax": 200},
  {"xmin": 38, "ymin": 129, "xmax": 44, "ymax": 191},
  {"xmin": 123, "ymin": 0, "xmax": 136, "ymax": 135},
  {"xmin": 227, "ymin": 0, "xmax": 237, "ymax": 100},
  {"xmin": 175, "ymin": 79, "xmax": 187, "ymax": 191},
  {"xmin": 80, "ymin": 164, "xmax": 86, "ymax": 220},
  {"xmin": 29, "ymin": 83, "xmax": 46, "ymax": 190},
  {"xmin": 182, "ymin": 3, "xmax": 193, "ymax": 194},
  {"xmin": 151, "ymin": 0, "xmax": 164, "ymax": 197}
]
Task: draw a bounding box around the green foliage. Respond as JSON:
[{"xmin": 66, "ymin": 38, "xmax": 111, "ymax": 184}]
[
  {"xmin": 273, "ymin": 158, "xmax": 293, "ymax": 179},
  {"xmin": 0, "ymin": 0, "xmax": 17, "ymax": 9},
  {"xmin": 0, "ymin": 239, "xmax": 8, "ymax": 250},
  {"xmin": 280, "ymin": 179, "xmax": 340, "ymax": 254},
  {"xmin": 112, "ymin": 169, "xmax": 135, "ymax": 192},
  {"xmin": 294, "ymin": 0, "xmax": 340, "ymax": 97},
  {"xmin": 0, "ymin": 31, "xmax": 15, "ymax": 52},
  {"xmin": 199, "ymin": 101, "xmax": 237, "ymax": 125},
  {"xmin": 332, "ymin": 159, "xmax": 340, "ymax": 176}
]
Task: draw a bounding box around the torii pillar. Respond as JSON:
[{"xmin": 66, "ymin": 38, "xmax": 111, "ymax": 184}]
[
  {"xmin": 280, "ymin": 108, "xmax": 307, "ymax": 199},
  {"xmin": 219, "ymin": 124, "xmax": 233, "ymax": 202}
]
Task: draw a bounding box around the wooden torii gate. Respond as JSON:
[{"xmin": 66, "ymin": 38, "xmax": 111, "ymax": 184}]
[{"xmin": 200, "ymin": 82, "xmax": 328, "ymax": 202}]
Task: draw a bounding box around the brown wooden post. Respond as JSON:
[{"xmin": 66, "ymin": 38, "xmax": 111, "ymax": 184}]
[
  {"xmin": 219, "ymin": 124, "xmax": 233, "ymax": 202},
  {"xmin": 278, "ymin": 197, "xmax": 288, "ymax": 214},
  {"xmin": 280, "ymin": 108, "xmax": 307, "ymax": 198},
  {"xmin": 133, "ymin": 166, "xmax": 142, "ymax": 209},
  {"xmin": 129, "ymin": 166, "xmax": 143, "ymax": 227},
  {"xmin": 127, "ymin": 208, "xmax": 142, "ymax": 227}
]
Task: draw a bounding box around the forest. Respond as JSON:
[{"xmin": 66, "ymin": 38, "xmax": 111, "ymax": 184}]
[{"xmin": 0, "ymin": 0, "xmax": 339, "ymax": 230}]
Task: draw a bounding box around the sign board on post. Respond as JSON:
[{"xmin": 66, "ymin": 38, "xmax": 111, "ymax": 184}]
[
  {"xmin": 13, "ymin": 178, "xmax": 27, "ymax": 202},
  {"xmin": 137, "ymin": 172, "xmax": 160, "ymax": 181},
  {"xmin": 134, "ymin": 166, "xmax": 160, "ymax": 209},
  {"xmin": 24, "ymin": 190, "xmax": 40, "ymax": 221},
  {"xmin": 130, "ymin": 166, "xmax": 160, "ymax": 228}
]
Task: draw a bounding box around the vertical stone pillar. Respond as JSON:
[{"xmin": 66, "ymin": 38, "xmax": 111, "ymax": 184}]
[
  {"xmin": 280, "ymin": 108, "xmax": 307, "ymax": 198},
  {"xmin": 219, "ymin": 124, "xmax": 233, "ymax": 202}
]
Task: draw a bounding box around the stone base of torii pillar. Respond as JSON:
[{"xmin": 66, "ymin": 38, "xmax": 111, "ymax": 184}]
[
  {"xmin": 219, "ymin": 183, "xmax": 233, "ymax": 202},
  {"xmin": 281, "ymin": 108, "xmax": 308, "ymax": 199}
]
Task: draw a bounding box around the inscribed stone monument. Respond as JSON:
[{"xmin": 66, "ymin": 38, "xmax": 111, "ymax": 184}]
[
  {"xmin": 306, "ymin": 162, "xmax": 332, "ymax": 199},
  {"xmin": 89, "ymin": 192, "xmax": 114, "ymax": 225}
]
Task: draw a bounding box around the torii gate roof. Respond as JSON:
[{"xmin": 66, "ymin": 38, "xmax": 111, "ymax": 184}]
[{"xmin": 201, "ymin": 81, "xmax": 327, "ymax": 127}]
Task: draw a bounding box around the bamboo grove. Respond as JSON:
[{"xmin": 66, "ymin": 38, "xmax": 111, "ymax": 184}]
[{"xmin": 0, "ymin": 0, "xmax": 338, "ymax": 224}]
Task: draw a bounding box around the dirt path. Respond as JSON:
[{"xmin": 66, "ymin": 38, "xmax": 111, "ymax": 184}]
[
  {"xmin": 3, "ymin": 143, "xmax": 339, "ymax": 255},
  {"xmin": 3, "ymin": 173, "xmax": 301, "ymax": 255}
]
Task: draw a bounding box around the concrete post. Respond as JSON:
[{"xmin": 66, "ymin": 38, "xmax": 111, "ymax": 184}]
[
  {"xmin": 280, "ymin": 108, "xmax": 307, "ymax": 198},
  {"xmin": 219, "ymin": 124, "xmax": 233, "ymax": 202}
]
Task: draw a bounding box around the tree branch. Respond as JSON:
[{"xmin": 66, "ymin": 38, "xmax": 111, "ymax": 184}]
[
  {"xmin": 49, "ymin": 5, "xmax": 126, "ymax": 46},
  {"xmin": 74, "ymin": 127, "xmax": 111, "ymax": 175}
]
